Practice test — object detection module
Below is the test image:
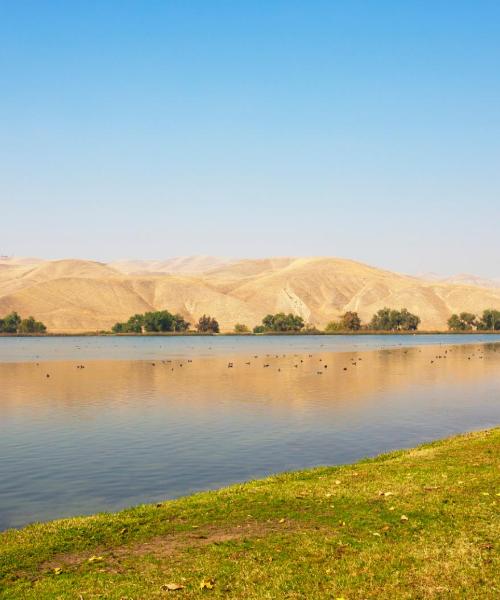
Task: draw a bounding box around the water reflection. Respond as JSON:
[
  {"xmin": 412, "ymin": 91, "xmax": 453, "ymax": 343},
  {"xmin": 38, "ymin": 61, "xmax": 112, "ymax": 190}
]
[{"xmin": 0, "ymin": 343, "xmax": 499, "ymax": 529}]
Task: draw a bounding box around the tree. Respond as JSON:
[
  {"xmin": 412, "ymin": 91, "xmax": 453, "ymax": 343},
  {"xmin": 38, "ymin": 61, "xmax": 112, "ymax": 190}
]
[
  {"xmin": 369, "ymin": 308, "xmax": 394, "ymax": 331},
  {"xmin": 341, "ymin": 311, "xmax": 361, "ymax": 330},
  {"xmin": 478, "ymin": 309, "xmax": 500, "ymax": 330},
  {"xmin": 0, "ymin": 312, "xmax": 46, "ymax": 334},
  {"xmin": 172, "ymin": 314, "xmax": 190, "ymax": 332},
  {"xmin": 143, "ymin": 310, "xmax": 175, "ymax": 332},
  {"xmin": 370, "ymin": 307, "xmax": 420, "ymax": 331},
  {"xmin": 112, "ymin": 310, "xmax": 190, "ymax": 333},
  {"xmin": 18, "ymin": 316, "xmax": 46, "ymax": 334},
  {"xmin": 447, "ymin": 312, "xmax": 477, "ymax": 331},
  {"xmin": 234, "ymin": 323, "xmax": 249, "ymax": 333},
  {"xmin": 253, "ymin": 325, "xmax": 266, "ymax": 334},
  {"xmin": 460, "ymin": 312, "xmax": 477, "ymax": 329},
  {"xmin": 196, "ymin": 315, "xmax": 219, "ymax": 333},
  {"xmin": 1, "ymin": 312, "xmax": 21, "ymax": 333},
  {"xmin": 124, "ymin": 314, "xmax": 144, "ymax": 333},
  {"xmin": 399, "ymin": 308, "xmax": 420, "ymax": 331},
  {"xmin": 260, "ymin": 313, "xmax": 305, "ymax": 332}
]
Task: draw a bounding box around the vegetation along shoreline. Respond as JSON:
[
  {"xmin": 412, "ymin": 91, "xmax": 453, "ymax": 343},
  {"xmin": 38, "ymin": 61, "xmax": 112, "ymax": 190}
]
[{"xmin": 1, "ymin": 307, "xmax": 499, "ymax": 336}]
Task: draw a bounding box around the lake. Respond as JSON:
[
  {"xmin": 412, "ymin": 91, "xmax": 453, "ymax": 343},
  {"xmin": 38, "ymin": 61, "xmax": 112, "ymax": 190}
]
[{"xmin": 1, "ymin": 334, "xmax": 499, "ymax": 530}]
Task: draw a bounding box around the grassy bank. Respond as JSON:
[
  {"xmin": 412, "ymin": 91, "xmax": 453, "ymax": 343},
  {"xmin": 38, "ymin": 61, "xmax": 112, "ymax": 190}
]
[{"xmin": 1, "ymin": 430, "xmax": 498, "ymax": 599}]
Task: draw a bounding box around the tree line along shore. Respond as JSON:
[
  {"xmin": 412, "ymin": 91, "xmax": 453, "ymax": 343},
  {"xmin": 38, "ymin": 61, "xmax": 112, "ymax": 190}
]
[{"xmin": 0, "ymin": 308, "xmax": 499, "ymax": 336}]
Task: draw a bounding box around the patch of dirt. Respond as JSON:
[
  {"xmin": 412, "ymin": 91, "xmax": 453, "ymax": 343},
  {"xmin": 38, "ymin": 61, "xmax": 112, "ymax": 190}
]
[{"xmin": 40, "ymin": 520, "xmax": 295, "ymax": 572}]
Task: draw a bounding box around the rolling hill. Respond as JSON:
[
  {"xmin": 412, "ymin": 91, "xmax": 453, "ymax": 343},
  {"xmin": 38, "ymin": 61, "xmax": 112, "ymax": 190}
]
[{"xmin": 0, "ymin": 256, "xmax": 499, "ymax": 332}]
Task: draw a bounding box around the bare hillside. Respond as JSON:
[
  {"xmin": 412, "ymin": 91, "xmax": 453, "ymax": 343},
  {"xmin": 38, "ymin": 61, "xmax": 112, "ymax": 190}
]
[{"xmin": 0, "ymin": 257, "xmax": 499, "ymax": 332}]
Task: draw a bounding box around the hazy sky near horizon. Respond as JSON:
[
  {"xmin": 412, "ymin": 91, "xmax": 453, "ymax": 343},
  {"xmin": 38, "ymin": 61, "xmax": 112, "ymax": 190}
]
[{"xmin": 1, "ymin": 1, "xmax": 499, "ymax": 276}]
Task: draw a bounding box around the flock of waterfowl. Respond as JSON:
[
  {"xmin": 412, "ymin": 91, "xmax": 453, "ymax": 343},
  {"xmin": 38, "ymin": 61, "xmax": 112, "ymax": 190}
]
[{"xmin": 36, "ymin": 344, "xmax": 496, "ymax": 380}]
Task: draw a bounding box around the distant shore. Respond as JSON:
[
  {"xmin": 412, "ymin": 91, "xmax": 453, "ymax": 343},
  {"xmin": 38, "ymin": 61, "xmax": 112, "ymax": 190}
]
[{"xmin": 1, "ymin": 330, "xmax": 500, "ymax": 338}]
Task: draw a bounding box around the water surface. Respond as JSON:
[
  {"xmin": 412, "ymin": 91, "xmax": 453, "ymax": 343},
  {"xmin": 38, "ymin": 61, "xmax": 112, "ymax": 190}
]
[
  {"xmin": 0, "ymin": 336, "xmax": 499, "ymax": 530},
  {"xmin": 1, "ymin": 332, "xmax": 499, "ymax": 362}
]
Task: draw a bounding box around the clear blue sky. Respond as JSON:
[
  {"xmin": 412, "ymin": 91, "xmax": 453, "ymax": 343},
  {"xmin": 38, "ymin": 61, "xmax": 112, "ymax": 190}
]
[{"xmin": 1, "ymin": 1, "xmax": 499, "ymax": 276}]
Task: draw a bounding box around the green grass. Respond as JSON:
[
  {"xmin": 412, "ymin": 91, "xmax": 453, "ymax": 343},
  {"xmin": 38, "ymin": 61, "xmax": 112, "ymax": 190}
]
[{"xmin": 1, "ymin": 429, "xmax": 498, "ymax": 599}]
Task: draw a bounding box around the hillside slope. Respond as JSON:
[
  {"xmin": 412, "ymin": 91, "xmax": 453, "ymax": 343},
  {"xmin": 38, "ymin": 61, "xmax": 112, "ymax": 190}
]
[{"xmin": 1, "ymin": 257, "xmax": 499, "ymax": 332}]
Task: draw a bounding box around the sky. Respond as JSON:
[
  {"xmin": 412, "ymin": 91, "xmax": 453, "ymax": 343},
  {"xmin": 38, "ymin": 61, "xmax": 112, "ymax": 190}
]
[{"xmin": 0, "ymin": 1, "xmax": 499, "ymax": 277}]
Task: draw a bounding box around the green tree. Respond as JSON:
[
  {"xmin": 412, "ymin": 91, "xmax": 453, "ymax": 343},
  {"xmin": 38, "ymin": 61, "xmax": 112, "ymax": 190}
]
[
  {"xmin": 1, "ymin": 312, "xmax": 21, "ymax": 333},
  {"xmin": 234, "ymin": 323, "xmax": 249, "ymax": 333},
  {"xmin": 459, "ymin": 312, "xmax": 477, "ymax": 329},
  {"xmin": 112, "ymin": 311, "xmax": 190, "ymax": 333},
  {"xmin": 143, "ymin": 310, "xmax": 175, "ymax": 332},
  {"xmin": 18, "ymin": 316, "xmax": 46, "ymax": 334},
  {"xmin": 125, "ymin": 314, "xmax": 144, "ymax": 333},
  {"xmin": 253, "ymin": 325, "xmax": 266, "ymax": 334},
  {"xmin": 399, "ymin": 308, "xmax": 420, "ymax": 331},
  {"xmin": 447, "ymin": 312, "xmax": 477, "ymax": 331},
  {"xmin": 370, "ymin": 307, "xmax": 420, "ymax": 331},
  {"xmin": 196, "ymin": 315, "xmax": 219, "ymax": 333},
  {"xmin": 260, "ymin": 313, "xmax": 305, "ymax": 332},
  {"xmin": 172, "ymin": 314, "xmax": 190, "ymax": 332},
  {"xmin": 369, "ymin": 308, "xmax": 394, "ymax": 331},
  {"xmin": 477, "ymin": 309, "xmax": 500, "ymax": 331}
]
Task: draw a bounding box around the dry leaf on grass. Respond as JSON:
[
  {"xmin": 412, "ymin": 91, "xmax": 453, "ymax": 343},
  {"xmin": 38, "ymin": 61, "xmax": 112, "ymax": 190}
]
[
  {"xmin": 88, "ymin": 555, "xmax": 104, "ymax": 563},
  {"xmin": 161, "ymin": 582, "xmax": 185, "ymax": 591},
  {"xmin": 200, "ymin": 578, "xmax": 215, "ymax": 590}
]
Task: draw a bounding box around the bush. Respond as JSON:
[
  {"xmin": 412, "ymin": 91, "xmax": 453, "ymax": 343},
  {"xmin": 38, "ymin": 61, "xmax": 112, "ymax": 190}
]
[
  {"xmin": 324, "ymin": 321, "xmax": 343, "ymax": 332},
  {"xmin": 196, "ymin": 315, "xmax": 219, "ymax": 333},
  {"xmin": 234, "ymin": 323, "xmax": 249, "ymax": 333},
  {"xmin": 253, "ymin": 325, "xmax": 266, "ymax": 334}
]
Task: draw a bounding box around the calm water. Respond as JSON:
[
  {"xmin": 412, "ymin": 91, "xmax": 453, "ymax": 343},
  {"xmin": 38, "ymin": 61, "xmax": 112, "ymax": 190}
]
[{"xmin": 1, "ymin": 335, "xmax": 499, "ymax": 530}]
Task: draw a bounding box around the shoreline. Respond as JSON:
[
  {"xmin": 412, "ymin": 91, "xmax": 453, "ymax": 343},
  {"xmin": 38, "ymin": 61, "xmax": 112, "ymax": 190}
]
[
  {"xmin": 2, "ymin": 329, "xmax": 500, "ymax": 337},
  {"xmin": 1, "ymin": 428, "xmax": 498, "ymax": 598}
]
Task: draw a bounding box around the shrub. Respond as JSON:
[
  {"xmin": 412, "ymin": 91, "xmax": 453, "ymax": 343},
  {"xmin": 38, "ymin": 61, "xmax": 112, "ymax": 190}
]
[
  {"xmin": 324, "ymin": 321, "xmax": 343, "ymax": 332},
  {"xmin": 196, "ymin": 315, "xmax": 219, "ymax": 333}
]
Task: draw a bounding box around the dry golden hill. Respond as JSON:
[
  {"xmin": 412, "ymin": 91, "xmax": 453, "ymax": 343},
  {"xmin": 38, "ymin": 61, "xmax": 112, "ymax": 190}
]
[
  {"xmin": 109, "ymin": 256, "xmax": 234, "ymax": 275},
  {"xmin": 0, "ymin": 257, "xmax": 499, "ymax": 332}
]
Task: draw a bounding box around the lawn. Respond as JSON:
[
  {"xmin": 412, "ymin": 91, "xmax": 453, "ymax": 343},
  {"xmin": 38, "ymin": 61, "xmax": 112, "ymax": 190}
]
[{"xmin": 1, "ymin": 428, "xmax": 498, "ymax": 599}]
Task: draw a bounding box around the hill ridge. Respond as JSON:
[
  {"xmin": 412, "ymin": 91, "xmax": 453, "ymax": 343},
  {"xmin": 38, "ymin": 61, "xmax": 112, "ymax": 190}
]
[{"xmin": 1, "ymin": 257, "xmax": 499, "ymax": 332}]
